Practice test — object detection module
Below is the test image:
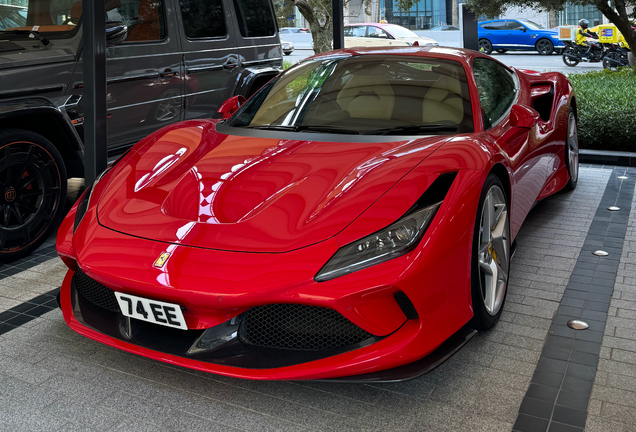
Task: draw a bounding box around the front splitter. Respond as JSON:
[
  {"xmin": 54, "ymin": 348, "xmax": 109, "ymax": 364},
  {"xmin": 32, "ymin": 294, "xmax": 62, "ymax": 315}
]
[{"xmin": 317, "ymin": 325, "xmax": 477, "ymax": 383}]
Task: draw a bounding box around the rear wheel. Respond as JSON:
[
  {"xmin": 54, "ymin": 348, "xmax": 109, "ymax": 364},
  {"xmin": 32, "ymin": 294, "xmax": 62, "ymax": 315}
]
[
  {"xmin": 536, "ymin": 39, "xmax": 554, "ymax": 55},
  {"xmin": 562, "ymin": 46, "xmax": 580, "ymax": 67},
  {"xmin": 0, "ymin": 130, "xmax": 67, "ymax": 262},
  {"xmin": 602, "ymin": 51, "xmax": 626, "ymax": 71},
  {"xmin": 469, "ymin": 174, "xmax": 510, "ymax": 330},
  {"xmin": 564, "ymin": 109, "xmax": 579, "ymax": 191},
  {"xmin": 479, "ymin": 39, "xmax": 493, "ymax": 55}
]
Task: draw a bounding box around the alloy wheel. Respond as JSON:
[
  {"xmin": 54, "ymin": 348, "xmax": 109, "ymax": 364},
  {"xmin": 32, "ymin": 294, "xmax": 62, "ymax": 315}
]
[
  {"xmin": 567, "ymin": 112, "xmax": 579, "ymax": 183},
  {"xmin": 536, "ymin": 39, "xmax": 554, "ymax": 55},
  {"xmin": 478, "ymin": 39, "xmax": 492, "ymax": 55},
  {"xmin": 477, "ymin": 185, "xmax": 510, "ymax": 316},
  {"xmin": 0, "ymin": 142, "xmax": 61, "ymax": 252}
]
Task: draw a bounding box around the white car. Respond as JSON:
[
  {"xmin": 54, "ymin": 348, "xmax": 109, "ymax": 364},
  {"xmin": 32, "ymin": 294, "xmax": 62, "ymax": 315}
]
[
  {"xmin": 281, "ymin": 40, "xmax": 294, "ymax": 55},
  {"xmin": 344, "ymin": 23, "xmax": 438, "ymax": 48}
]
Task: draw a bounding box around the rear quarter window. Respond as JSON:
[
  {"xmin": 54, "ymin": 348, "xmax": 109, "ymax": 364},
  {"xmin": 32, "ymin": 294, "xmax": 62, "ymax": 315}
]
[
  {"xmin": 178, "ymin": 0, "xmax": 226, "ymax": 38},
  {"xmin": 232, "ymin": 0, "xmax": 276, "ymax": 37}
]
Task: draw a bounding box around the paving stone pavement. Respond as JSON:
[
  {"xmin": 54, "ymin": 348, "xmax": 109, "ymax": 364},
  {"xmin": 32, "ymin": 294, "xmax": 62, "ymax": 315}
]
[
  {"xmin": 586, "ymin": 172, "xmax": 636, "ymax": 432},
  {"xmin": 1, "ymin": 166, "xmax": 633, "ymax": 432}
]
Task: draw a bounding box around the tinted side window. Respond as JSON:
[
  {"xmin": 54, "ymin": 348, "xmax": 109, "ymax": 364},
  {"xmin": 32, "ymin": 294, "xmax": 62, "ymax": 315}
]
[
  {"xmin": 344, "ymin": 26, "xmax": 353, "ymax": 37},
  {"xmin": 473, "ymin": 58, "xmax": 516, "ymax": 128},
  {"xmin": 179, "ymin": 0, "xmax": 226, "ymax": 38},
  {"xmin": 480, "ymin": 21, "xmax": 505, "ymax": 30},
  {"xmin": 106, "ymin": 0, "xmax": 166, "ymax": 42},
  {"xmin": 506, "ymin": 21, "xmax": 526, "ymax": 31},
  {"xmin": 233, "ymin": 0, "xmax": 275, "ymax": 37}
]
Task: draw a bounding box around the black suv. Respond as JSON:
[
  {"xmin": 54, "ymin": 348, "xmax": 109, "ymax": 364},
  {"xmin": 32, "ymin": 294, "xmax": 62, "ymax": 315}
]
[{"xmin": 0, "ymin": 0, "xmax": 283, "ymax": 261}]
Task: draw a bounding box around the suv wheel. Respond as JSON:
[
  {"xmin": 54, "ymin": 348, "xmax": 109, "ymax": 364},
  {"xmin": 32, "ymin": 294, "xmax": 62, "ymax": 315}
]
[
  {"xmin": 536, "ymin": 39, "xmax": 554, "ymax": 55},
  {"xmin": 479, "ymin": 39, "xmax": 493, "ymax": 55},
  {"xmin": 0, "ymin": 130, "xmax": 67, "ymax": 262}
]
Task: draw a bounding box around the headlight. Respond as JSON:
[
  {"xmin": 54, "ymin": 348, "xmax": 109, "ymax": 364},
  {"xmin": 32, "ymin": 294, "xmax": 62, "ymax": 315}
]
[
  {"xmin": 315, "ymin": 202, "xmax": 441, "ymax": 282},
  {"xmin": 73, "ymin": 150, "xmax": 129, "ymax": 233}
]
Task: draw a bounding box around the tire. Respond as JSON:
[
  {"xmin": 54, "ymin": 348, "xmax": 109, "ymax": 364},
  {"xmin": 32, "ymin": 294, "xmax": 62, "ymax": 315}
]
[
  {"xmin": 563, "ymin": 108, "xmax": 579, "ymax": 191},
  {"xmin": 469, "ymin": 173, "xmax": 510, "ymax": 330},
  {"xmin": 495, "ymin": 49, "xmax": 508, "ymax": 54},
  {"xmin": 602, "ymin": 51, "xmax": 626, "ymax": 71},
  {"xmin": 284, "ymin": 51, "xmax": 292, "ymax": 56},
  {"xmin": 562, "ymin": 46, "xmax": 580, "ymax": 67},
  {"xmin": 536, "ymin": 39, "xmax": 554, "ymax": 55},
  {"xmin": 478, "ymin": 39, "xmax": 493, "ymax": 55},
  {"xmin": 0, "ymin": 129, "xmax": 67, "ymax": 263}
]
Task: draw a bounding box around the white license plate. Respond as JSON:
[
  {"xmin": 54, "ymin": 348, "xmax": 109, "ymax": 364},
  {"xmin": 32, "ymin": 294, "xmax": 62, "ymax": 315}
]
[{"xmin": 115, "ymin": 292, "xmax": 188, "ymax": 330}]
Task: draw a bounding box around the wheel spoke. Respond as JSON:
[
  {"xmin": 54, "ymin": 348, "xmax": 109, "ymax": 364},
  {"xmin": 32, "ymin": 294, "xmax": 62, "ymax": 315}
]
[
  {"xmin": 17, "ymin": 199, "xmax": 37, "ymax": 214},
  {"xmin": 482, "ymin": 259, "xmax": 498, "ymax": 314}
]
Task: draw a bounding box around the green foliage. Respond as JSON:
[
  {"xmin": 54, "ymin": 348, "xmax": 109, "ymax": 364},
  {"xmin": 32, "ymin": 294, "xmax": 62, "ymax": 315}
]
[
  {"xmin": 568, "ymin": 67, "xmax": 636, "ymax": 151},
  {"xmin": 283, "ymin": 60, "xmax": 293, "ymax": 69}
]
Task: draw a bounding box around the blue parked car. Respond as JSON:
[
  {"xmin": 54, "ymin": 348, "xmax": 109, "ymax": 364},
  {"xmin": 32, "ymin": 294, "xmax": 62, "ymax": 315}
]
[{"xmin": 478, "ymin": 19, "xmax": 564, "ymax": 55}]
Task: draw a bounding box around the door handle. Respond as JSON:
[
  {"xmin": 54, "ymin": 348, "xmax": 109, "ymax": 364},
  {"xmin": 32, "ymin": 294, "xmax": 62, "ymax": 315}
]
[{"xmin": 161, "ymin": 69, "xmax": 178, "ymax": 78}]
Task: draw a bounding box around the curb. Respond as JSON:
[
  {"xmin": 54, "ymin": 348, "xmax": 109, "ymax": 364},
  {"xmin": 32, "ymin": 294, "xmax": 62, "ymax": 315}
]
[{"xmin": 580, "ymin": 149, "xmax": 636, "ymax": 167}]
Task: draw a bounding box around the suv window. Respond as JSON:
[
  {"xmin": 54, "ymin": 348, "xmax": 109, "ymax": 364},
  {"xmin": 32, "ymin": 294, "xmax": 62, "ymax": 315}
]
[
  {"xmin": 473, "ymin": 58, "xmax": 516, "ymax": 128},
  {"xmin": 106, "ymin": 0, "xmax": 166, "ymax": 42},
  {"xmin": 232, "ymin": 0, "xmax": 275, "ymax": 37},
  {"xmin": 178, "ymin": 0, "xmax": 226, "ymax": 39},
  {"xmin": 506, "ymin": 21, "xmax": 526, "ymax": 31},
  {"xmin": 0, "ymin": 6, "xmax": 27, "ymax": 30},
  {"xmin": 480, "ymin": 21, "xmax": 506, "ymax": 30}
]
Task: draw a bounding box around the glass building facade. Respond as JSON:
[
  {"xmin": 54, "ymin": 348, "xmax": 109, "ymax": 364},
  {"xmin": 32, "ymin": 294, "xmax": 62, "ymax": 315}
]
[
  {"xmin": 555, "ymin": 4, "xmax": 604, "ymax": 26},
  {"xmin": 380, "ymin": 0, "xmax": 453, "ymax": 29}
]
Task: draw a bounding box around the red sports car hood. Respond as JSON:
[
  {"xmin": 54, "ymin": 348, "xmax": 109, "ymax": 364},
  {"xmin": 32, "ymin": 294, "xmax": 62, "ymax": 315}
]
[{"xmin": 98, "ymin": 121, "xmax": 448, "ymax": 252}]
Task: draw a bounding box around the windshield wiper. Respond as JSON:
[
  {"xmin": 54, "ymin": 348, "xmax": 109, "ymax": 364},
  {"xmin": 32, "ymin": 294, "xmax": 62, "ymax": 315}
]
[
  {"xmin": 364, "ymin": 124, "xmax": 458, "ymax": 135},
  {"xmin": 247, "ymin": 124, "xmax": 359, "ymax": 134},
  {"xmin": 296, "ymin": 125, "xmax": 360, "ymax": 134},
  {"xmin": 247, "ymin": 125, "xmax": 299, "ymax": 131}
]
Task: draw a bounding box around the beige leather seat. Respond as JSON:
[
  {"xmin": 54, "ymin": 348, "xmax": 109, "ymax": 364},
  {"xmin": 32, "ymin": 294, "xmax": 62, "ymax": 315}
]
[
  {"xmin": 337, "ymin": 72, "xmax": 394, "ymax": 119},
  {"xmin": 422, "ymin": 74, "xmax": 464, "ymax": 124}
]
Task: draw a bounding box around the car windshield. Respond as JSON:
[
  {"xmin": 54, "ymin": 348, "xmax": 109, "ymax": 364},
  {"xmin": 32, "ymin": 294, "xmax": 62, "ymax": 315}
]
[
  {"xmin": 520, "ymin": 20, "xmax": 545, "ymax": 30},
  {"xmin": 384, "ymin": 24, "xmax": 419, "ymax": 38},
  {"xmin": 227, "ymin": 56, "xmax": 474, "ymax": 135},
  {"xmin": 0, "ymin": 0, "xmax": 82, "ymax": 36}
]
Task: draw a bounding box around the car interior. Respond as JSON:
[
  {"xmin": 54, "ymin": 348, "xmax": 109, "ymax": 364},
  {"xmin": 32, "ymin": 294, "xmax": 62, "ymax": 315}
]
[{"xmin": 242, "ymin": 58, "xmax": 474, "ymax": 134}]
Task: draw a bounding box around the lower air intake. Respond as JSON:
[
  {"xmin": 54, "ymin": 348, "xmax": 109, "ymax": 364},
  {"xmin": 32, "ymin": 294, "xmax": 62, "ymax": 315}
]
[
  {"xmin": 238, "ymin": 304, "xmax": 373, "ymax": 351},
  {"xmin": 74, "ymin": 269, "xmax": 120, "ymax": 312}
]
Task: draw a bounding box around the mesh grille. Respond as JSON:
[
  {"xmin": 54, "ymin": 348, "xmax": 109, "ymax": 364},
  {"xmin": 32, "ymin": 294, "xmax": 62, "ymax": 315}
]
[
  {"xmin": 238, "ymin": 304, "xmax": 373, "ymax": 351},
  {"xmin": 74, "ymin": 269, "xmax": 120, "ymax": 312}
]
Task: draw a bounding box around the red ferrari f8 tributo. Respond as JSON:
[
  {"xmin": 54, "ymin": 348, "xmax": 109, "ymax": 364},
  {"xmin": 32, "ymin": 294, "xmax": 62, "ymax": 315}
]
[{"xmin": 57, "ymin": 46, "xmax": 579, "ymax": 381}]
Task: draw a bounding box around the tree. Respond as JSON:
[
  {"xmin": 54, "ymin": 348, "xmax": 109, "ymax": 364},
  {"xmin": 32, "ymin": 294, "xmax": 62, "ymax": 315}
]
[
  {"xmin": 464, "ymin": 0, "xmax": 636, "ymax": 60},
  {"xmin": 282, "ymin": 0, "xmax": 378, "ymax": 53},
  {"xmin": 284, "ymin": 0, "xmax": 337, "ymax": 53}
]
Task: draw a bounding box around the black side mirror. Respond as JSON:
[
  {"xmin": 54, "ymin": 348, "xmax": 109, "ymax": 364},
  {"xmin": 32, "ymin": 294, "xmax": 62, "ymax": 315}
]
[
  {"xmin": 522, "ymin": 27, "xmax": 527, "ymax": 32},
  {"xmin": 106, "ymin": 21, "xmax": 128, "ymax": 45}
]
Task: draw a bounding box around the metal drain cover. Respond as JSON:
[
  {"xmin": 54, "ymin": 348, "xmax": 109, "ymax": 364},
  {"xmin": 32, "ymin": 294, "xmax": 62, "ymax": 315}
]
[
  {"xmin": 608, "ymin": 206, "xmax": 621, "ymax": 211},
  {"xmin": 593, "ymin": 250, "xmax": 609, "ymax": 257},
  {"xmin": 567, "ymin": 320, "xmax": 589, "ymax": 330}
]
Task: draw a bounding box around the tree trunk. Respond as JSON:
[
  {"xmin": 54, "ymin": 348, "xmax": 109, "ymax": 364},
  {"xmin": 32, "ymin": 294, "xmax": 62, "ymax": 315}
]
[
  {"xmin": 595, "ymin": 0, "xmax": 636, "ymax": 63},
  {"xmin": 289, "ymin": 0, "xmax": 334, "ymax": 54}
]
